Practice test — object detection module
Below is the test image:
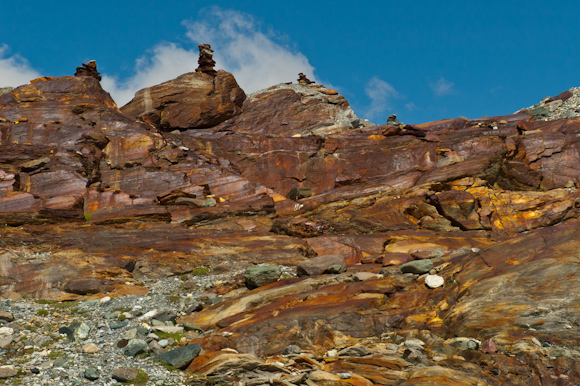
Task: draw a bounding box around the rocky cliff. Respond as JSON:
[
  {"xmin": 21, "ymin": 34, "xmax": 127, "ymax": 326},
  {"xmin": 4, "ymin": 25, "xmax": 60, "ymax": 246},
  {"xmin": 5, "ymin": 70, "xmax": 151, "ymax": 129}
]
[{"xmin": 1, "ymin": 56, "xmax": 580, "ymax": 385}]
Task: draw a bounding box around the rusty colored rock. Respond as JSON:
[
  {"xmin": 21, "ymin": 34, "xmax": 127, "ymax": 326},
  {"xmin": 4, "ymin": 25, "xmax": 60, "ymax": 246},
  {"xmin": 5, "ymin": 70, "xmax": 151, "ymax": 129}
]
[
  {"xmin": 121, "ymin": 70, "xmax": 245, "ymax": 130},
  {"xmin": 481, "ymin": 339, "xmax": 497, "ymax": 354},
  {"xmin": 74, "ymin": 60, "xmax": 101, "ymax": 81}
]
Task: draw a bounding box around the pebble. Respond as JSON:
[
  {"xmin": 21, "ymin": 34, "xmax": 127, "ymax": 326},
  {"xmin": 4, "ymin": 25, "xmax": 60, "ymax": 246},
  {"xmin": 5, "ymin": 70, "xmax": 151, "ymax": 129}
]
[
  {"xmin": 425, "ymin": 274, "xmax": 445, "ymax": 288},
  {"xmin": 0, "ymin": 365, "xmax": 18, "ymax": 379},
  {"xmin": 83, "ymin": 343, "xmax": 100, "ymax": 353}
]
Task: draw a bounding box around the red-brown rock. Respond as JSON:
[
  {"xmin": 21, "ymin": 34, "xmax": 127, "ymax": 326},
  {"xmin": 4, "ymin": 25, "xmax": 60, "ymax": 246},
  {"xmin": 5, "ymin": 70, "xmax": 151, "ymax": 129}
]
[{"xmin": 121, "ymin": 70, "xmax": 245, "ymax": 130}]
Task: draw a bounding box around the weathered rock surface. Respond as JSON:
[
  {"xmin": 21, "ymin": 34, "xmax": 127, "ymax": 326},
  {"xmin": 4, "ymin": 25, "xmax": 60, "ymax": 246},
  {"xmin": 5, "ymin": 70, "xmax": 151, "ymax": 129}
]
[
  {"xmin": 214, "ymin": 83, "xmax": 372, "ymax": 137},
  {"xmin": 121, "ymin": 70, "xmax": 245, "ymax": 130},
  {"xmin": 3, "ymin": 66, "xmax": 580, "ymax": 384}
]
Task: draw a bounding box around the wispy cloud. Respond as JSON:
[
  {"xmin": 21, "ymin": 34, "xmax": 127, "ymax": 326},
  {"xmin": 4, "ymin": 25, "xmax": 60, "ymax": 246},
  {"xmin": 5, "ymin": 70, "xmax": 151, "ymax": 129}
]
[
  {"xmin": 184, "ymin": 7, "xmax": 315, "ymax": 94},
  {"xmin": 364, "ymin": 76, "xmax": 399, "ymax": 119},
  {"xmin": 0, "ymin": 44, "xmax": 41, "ymax": 88},
  {"xmin": 429, "ymin": 76, "xmax": 456, "ymax": 96},
  {"xmin": 1, "ymin": 9, "xmax": 317, "ymax": 107},
  {"xmin": 405, "ymin": 102, "xmax": 419, "ymax": 111}
]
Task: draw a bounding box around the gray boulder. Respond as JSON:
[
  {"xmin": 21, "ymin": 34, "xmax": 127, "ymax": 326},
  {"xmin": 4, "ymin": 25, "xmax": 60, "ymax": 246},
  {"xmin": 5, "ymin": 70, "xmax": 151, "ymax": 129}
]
[
  {"xmin": 399, "ymin": 259, "xmax": 434, "ymax": 274},
  {"xmin": 245, "ymin": 265, "xmax": 282, "ymax": 289},
  {"xmin": 154, "ymin": 343, "xmax": 202, "ymax": 369},
  {"xmin": 122, "ymin": 339, "xmax": 148, "ymax": 357}
]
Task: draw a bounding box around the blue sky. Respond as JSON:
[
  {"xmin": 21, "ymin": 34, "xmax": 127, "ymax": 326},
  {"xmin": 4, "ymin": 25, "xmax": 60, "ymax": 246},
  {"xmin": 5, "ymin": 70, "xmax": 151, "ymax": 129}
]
[{"xmin": 1, "ymin": 1, "xmax": 579, "ymax": 125}]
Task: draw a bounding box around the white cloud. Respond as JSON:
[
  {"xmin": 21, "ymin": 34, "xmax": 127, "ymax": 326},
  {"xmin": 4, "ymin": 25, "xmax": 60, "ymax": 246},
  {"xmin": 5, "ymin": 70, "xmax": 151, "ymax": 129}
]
[
  {"xmin": 184, "ymin": 7, "xmax": 316, "ymax": 94},
  {"xmin": 405, "ymin": 102, "xmax": 419, "ymax": 111},
  {"xmin": 101, "ymin": 43, "xmax": 197, "ymax": 106},
  {"xmin": 364, "ymin": 76, "xmax": 399, "ymax": 119},
  {"xmin": 430, "ymin": 76, "xmax": 455, "ymax": 96},
  {"xmin": 0, "ymin": 44, "xmax": 41, "ymax": 88},
  {"xmin": 1, "ymin": 8, "xmax": 318, "ymax": 107},
  {"xmin": 101, "ymin": 7, "xmax": 317, "ymax": 106}
]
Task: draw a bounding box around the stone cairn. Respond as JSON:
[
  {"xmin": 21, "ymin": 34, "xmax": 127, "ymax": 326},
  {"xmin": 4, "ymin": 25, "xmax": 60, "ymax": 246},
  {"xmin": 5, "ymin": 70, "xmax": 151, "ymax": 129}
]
[
  {"xmin": 74, "ymin": 60, "xmax": 101, "ymax": 81},
  {"xmin": 195, "ymin": 44, "xmax": 217, "ymax": 75},
  {"xmin": 387, "ymin": 114, "xmax": 403, "ymax": 126},
  {"xmin": 298, "ymin": 73, "xmax": 315, "ymax": 84}
]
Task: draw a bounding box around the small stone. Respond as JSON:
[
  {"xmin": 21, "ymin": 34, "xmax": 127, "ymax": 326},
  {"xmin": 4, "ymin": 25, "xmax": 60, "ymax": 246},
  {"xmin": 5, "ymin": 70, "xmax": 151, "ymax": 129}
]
[
  {"xmin": 531, "ymin": 337, "xmax": 542, "ymax": 347},
  {"xmin": 148, "ymin": 340, "xmax": 164, "ymax": 355},
  {"xmin": 65, "ymin": 322, "xmax": 90, "ymax": 341},
  {"xmin": 158, "ymin": 339, "xmax": 169, "ymax": 348},
  {"xmin": 481, "ymin": 338, "xmax": 497, "ymax": 354},
  {"xmin": 83, "ymin": 344, "xmax": 100, "ymax": 353},
  {"xmin": 338, "ymin": 345, "xmax": 371, "ymax": 357},
  {"xmin": 399, "ymin": 260, "xmax": 434, "ymax": 274},
  {"xmin": 151, "ymin": 319, "xmax": 166, "ymax": 327},
  {"xmin": 141, "ymin": 310, "xmax": 157, "ymax": 319},
  {"xmin": 404, "ymin": 339, "xmax": 425, "ymax": 351},
  {"xmin": 53, "ymin": 357, "xmax": 67, "ymax": 368},
  {"xmin": 152, "ymin": 309, "xmax": 178, "ymax": 322},
  {"xmin": 83, "ymin": 366, "xmax": 100, "ymax": 381},
  {"xmin": 425, "ymin": 274, "xmax": 445, "ymax": 289},
  {"xmin": 0, "ymin": 311, "xmax": 14, "ymax": 322},
  {"xmin": 184, "ymin": 302, "xmax": 204, "ymax": 314},
  {"xmin": 0, "ymin": 365, "xmax": 17, "ymax": 379},
  {"xmin": 99, "ymin": 296, "xmax": 111, "ymax": 304},
  {"xmin": 0, "ymin": 336, "xmax": 12, "ymax": 349},
  {"xmin": 353, "ymin": 272, "xmax": 381, "ymax": 281},
  {"xmin": 467, "ymin": 340, "xmax": 479, "ymax": 350},
  {"xmin": 154, "ymin": 343, "xmax": 202, "ymax": 369},
  {"xmin": 122, "ymin": 339, "xmax": 148, "ymax": 357},
  {"xmin": 112, "ymin": 367, "xmax": 139, "ymax": 382},
  {"xmin": 31, "ymin": 367, "xmax": 40, "ymax": 374},
  {"xmin": 117, "ymin": 339, "xmax": 129, "ymax": 348},
  {"xmin": 326, "ymin": 349, "xmax": 338, "ymax": 358},
  {"xmin": 283, "ymin": 344, "xmax": 302, "ymax": 355},
  {"xmin": 338, "ymin": 373, "xmax": 352, "ymax": 379},
  {"xmin": 151, "ymin": 326, "xmax": 183, "ymax": 334},
  {"xmin": 109, "ymin": 320, "xmax": 128, "ymax": 330}
]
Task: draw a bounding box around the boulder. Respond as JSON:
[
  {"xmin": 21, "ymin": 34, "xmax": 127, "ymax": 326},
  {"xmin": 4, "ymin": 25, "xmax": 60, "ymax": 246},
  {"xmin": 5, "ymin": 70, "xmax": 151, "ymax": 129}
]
[
  {"xmin": 122, "ymin": 338, "xmax": 148, "ymax": 357},
  {"xmin": 215, "ymin": 83, "xmax": 371, "ymax": 137},
  {"xmin": 244, "ymin": 265, "xmax": 282, "ymax": 289},
  {"xmin": 399, "ymin": 259, "xmax": 434, "ymax": 274},
  {"xmin": 121, "ymin": 70, "xmax": 245, "ymax": 130},
  {"xmin": 154, "ymin": 343, "xmax": 202, "ymax": 369}
]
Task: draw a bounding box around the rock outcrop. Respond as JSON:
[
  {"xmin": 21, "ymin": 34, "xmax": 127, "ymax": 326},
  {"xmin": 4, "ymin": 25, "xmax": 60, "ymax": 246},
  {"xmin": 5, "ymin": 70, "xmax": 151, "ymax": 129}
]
[
  {"xmin": 120, "ymin": 71, "xmax": 245, "ymax": 130},
  {"xmin": 521, "ymin": 86, "xmax": 580, "ymax": 120},
  {"xmin": 3, "ymin": 63, "xmax": 580, "ymax": 384},
  {"xmin": 121, "ymin": 44, "xmax": 245, "ymax": 130},
  {"xmin": 74, "ymin": 60, "xmax": 102, "ymax": 81},
  {"xmin": 214, "ymin": 82, "xmax": 372, "ymax": 137}
]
